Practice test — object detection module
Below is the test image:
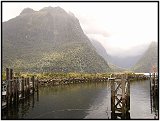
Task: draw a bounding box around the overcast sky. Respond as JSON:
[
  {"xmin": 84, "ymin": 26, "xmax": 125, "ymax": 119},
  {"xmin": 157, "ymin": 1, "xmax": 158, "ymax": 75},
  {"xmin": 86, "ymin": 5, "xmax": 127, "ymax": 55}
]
[{"xmin": 2, "ymin": 2, "xmax": 158, "ymax": 57}]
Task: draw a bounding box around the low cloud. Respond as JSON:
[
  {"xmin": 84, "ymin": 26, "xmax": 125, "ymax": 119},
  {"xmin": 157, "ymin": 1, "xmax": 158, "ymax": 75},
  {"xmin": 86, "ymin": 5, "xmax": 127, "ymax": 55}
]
[{"xmin": 87, "ymin": 33, "xmax": 150, "ymax": 58}]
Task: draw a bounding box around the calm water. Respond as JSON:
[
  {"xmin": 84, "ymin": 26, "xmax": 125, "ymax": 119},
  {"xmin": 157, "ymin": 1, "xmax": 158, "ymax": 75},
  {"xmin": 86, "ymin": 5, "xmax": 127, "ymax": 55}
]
[{"xmin": 2, "ymin": 80, "xmax": 158, "ymax": 119}]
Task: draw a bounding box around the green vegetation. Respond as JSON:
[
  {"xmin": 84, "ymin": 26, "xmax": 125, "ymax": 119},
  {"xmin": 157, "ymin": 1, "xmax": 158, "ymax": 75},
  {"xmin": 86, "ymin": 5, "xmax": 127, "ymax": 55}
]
[
  {"xmin": 108, "ymin": 63, "xmax": 126, "ymax": 72},
  {"xmin": 2, "ymin": 69, "xmax": 147, "ymax": 82},
  {"xmin": 13, "ymin": 72, "xmax": 111, "ymax": 80},
  {"xmin": 131, "ymin": 42, "xmax": 158, "ymax": 73}
]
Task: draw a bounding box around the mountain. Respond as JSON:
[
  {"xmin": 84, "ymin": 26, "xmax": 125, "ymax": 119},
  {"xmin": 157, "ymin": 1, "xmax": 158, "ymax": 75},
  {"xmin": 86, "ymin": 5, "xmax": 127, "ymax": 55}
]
[
  {"xmin": 107, "ymin": 54, "xmax": 143, "ymax": 68},
  {"xmin": 90, "ymin": 39, "xmax": 108, "ymax": 61},
  {"xmin": 90, "ymin": 39, "xmax": 149, "ymax": 69},
  {"xmin": 2, "ymin": 6, "xmax": 111, "ymax": 73},
  {"xmin": 90, "ymin": 39, "xmax": 126, "ymax": 72},
  {"xmin": 131, "ymin": 42, "xmax": 158, "ymax": 73},
  {"xmin": 108, "ymin": 63, "xmax": 126, "ymax": 72}
]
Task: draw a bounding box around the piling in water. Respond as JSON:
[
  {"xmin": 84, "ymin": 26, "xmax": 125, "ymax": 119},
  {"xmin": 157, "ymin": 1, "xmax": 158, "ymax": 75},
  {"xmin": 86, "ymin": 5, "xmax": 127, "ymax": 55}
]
[
  {"xmin": 111, "ymin": 74, "xmax": 130, "ymax": 119},
  {"xmin": 2, "ymin": 68, "xmax": 38, "ymax": 111}
]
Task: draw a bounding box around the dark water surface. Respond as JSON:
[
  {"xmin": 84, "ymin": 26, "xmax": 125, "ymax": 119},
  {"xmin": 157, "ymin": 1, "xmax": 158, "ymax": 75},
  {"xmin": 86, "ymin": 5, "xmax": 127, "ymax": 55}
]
[{"xmin": 2, "ymin": 80, "xmax": 157, "ymax": 119}]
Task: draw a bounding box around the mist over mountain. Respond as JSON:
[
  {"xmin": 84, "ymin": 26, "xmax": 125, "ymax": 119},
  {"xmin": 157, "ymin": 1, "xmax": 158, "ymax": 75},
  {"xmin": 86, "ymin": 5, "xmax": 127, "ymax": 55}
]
[
  {"xmin": 131, "ymin": 42, "xmax": 158, "ymax": 73},
  {"xmin": 90, "ymin": 38, "xmax": 158, "ymax": 73},
  {"xmin": 90, "ymin": 39, "xmax": 126, "ymax": 72},
  {"xmin": 90, "ymin": 38, "xmax": 147, "ymax": 69},
  {"xmin": 107, "ymin": 54, "xmax": 143, "ymax": 68},
  {"xmin": 2, "ymin": 6, "xmax": 111, "ymax": 73}
]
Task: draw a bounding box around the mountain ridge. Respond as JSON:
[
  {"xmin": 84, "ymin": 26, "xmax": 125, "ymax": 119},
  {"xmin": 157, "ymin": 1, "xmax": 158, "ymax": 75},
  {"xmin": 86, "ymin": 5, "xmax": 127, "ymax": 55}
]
[
  {"xmin": 89, "ymin": 37, "xmax": 157, "ymax": 72},
  {"xmin": 131, "ymin": 41, "xmax": 158, "ymax": 73},
  {"xmin": 2, "ymin": 6, "xmax": 111, "ymax": 73}
]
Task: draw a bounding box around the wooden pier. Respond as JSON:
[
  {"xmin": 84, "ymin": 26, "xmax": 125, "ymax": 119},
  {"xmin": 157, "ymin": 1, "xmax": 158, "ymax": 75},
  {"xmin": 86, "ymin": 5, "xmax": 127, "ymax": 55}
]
[
  {"xmin": 150, "ymin": 72, "xmax": 158, "ymax": 119},
  {"xmin": 110, "ymin": 74, "xmax": 130, "ymax": 119},
  {"xmin": 2, "ymin": 68, "xmax": 39, "ymax": 110}
]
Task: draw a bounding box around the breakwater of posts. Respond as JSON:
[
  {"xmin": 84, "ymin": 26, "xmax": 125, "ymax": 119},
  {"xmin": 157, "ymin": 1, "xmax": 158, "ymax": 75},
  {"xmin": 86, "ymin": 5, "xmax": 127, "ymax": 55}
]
[{"xmin": 2, "ymin": 68, "xmax": 39, "ymax": 110}]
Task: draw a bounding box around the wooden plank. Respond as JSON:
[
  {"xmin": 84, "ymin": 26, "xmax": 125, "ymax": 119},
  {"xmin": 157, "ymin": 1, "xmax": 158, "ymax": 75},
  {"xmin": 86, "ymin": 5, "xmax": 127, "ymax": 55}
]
[
  {"xmin": 111, "ymin": 78, "xmax": 115, "ymax": 113},
  {"xmin": 115, "ymin": 97, "xmax": 122, "ymax": 108}
]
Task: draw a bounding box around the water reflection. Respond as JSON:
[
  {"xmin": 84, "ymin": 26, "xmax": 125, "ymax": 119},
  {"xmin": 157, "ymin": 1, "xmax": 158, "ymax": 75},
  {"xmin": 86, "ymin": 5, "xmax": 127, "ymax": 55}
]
[
  {"xmin": 34, "ymin": 82, "xmax": 110, "ymax": 119},
  {"xmin": 130, "ymin": 80, "xmax": 156, "ymax": 119},
  {"xmin": 2, "ymin": 80, "xmax": 157, "ymax": 119},
  {"xmin": 150, "ymin": 80, "xmax": 159, "ymax": 119},
  {"xmin": 2, "ymin": 92, "xmax": 39, "ymax": 119},
  {"xmin": 150, "ymin": 94, "xmax": 158, "ymax": 119}
]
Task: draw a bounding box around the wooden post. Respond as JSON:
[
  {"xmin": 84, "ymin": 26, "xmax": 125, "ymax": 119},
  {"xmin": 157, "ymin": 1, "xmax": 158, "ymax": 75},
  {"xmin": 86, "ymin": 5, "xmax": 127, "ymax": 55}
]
[
  {"xmin": 32, "ymin": 92, "xmax": 35, "ymax": 108},
  {"xmin": 9, "ymin": 69, "xmax": 13, "ymax": 104},
  {"xmin": 24, "ymin": 78, "xmax": 27, "ymax": 98},
  {"xmin": 6, "ymin": 68, "xmax": 10, "ymax": 107},
  {"xmin": 9, "ymin": 69, "xmax": 13, "ymax": 80},
  {"xmin": 25, "ymin": 78, "xmax": 28, "ymax": 97},
  {"xmin": 15, "ymin": 77, "xmax": 18, "ymax": 105},
  {"xmin": 16, "ymin": 77, "xmax": 19, "ymax": 104},
  {"xmin": 127, "ymin": 79, "xmax": 130, "ymax": 111},
  {"xmin": 31, "ymin": 76, "xmax": 35, "ymax": 93},
  {"xmin": 36, "ymin": 78, "xmax": 39, "ymax": 92},
  {"xmin": 9, "ymin": 68, "xmax": 13, "ymax": 105},
  {"xmin": 36, "ymin": 78, "xmax": 39, "ymax": 102},
  {"xmin": 31, "ymin": 77, "xmax": 35, "ymax": 108},
  {"xmin": 27, "ymin": 78, "xmax": 30, "ymax": 95},
  {"xmin": 121, "ymin": 75, "xmax": 126, "ymax": 119},
  {"xmin": 19, "ymin": 78, "xmax": 22, "ymax": 99},
  {"xmin": 13, "ymin": 77, "xmax": 17, "ymax": 104},
  {"xmin": 6, "ymin": 68, "xmax": 9, "ymax": 80},
  {"xmin": 7, "ymin": 80, "xmax": 11, "ymax": 105},
  {"xmin": 21, "ymin": 77, "xmax": 24, "ymax": 99},
  {"xmin": 111, "ymin": 78, "xmax": 115, "ymax": 119}
]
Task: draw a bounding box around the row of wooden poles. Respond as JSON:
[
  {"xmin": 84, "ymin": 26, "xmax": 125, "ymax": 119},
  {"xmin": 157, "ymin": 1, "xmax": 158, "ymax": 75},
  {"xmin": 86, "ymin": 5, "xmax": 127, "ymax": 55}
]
[
  {"xmin": 150, "ymin": 72, "xmax": 158, "ymax": 119},
  {"xmin": 150, "ymin": 73, "xmax": 158, "ymax": 96},
  {"xmin": 3, "ymin": 68, "xmax": 38, "ymax": 108}
]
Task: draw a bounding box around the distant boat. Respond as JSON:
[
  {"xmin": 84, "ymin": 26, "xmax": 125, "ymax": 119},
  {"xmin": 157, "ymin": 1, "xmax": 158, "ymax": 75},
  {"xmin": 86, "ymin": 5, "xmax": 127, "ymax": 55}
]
[{"xmin": 135, "ymin": 73, "xmax": 158, "ymax": 77}]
